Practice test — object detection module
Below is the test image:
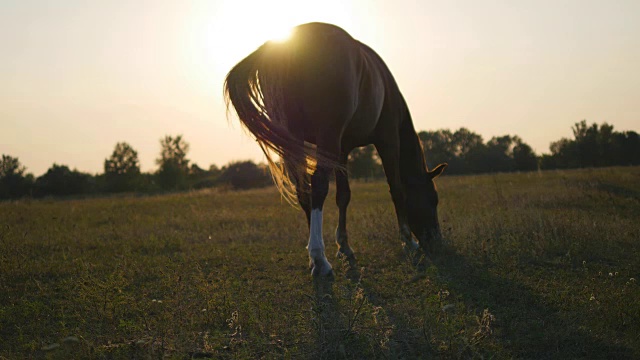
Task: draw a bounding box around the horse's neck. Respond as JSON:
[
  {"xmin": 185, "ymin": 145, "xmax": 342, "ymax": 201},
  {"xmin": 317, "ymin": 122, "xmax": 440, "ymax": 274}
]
[{"xmin": 399, "ymin": 115, "xmax": 428, "ymax": 182}]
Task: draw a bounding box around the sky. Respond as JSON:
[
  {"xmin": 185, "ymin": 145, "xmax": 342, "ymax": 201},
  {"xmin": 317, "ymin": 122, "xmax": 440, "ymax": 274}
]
[{"xmin": 2, "ymin": 0, "xmax": 639, "ymax": 176}]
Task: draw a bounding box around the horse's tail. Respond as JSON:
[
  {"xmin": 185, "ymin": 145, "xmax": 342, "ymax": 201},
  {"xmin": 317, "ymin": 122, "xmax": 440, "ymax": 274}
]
[{"xmin": 224, "ymin": 42, "xmax": 333, "ymax": 206}]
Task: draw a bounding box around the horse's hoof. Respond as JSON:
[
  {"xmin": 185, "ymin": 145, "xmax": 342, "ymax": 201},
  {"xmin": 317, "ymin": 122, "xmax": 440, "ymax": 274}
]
[{"xmin": 403, "ymin": 240, "xmax": 420, "ymax": 253}]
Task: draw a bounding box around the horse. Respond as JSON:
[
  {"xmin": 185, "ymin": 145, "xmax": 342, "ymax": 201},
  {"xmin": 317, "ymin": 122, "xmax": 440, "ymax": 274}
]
[{"xmin": 224, "ymin": 22, "xmax": 447, "ymax": 277}]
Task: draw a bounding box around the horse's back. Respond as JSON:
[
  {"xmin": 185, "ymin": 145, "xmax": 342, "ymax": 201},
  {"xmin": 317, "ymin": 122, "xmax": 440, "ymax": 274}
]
[
  {"xmin": 285, "ymin": 23, "xmax": 388, "ymax": 150},
  {"xmin": 289, "ymin": 23, "xmax": 363, "ymax": 113},
  {"xmin": 293, "ymin": 22, "xmax": 354, "ymax": 40}
]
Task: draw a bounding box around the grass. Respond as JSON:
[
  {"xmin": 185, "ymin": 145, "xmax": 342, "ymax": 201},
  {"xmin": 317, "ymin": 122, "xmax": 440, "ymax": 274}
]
[{"xmin": 1, "ymin": 166, "xmax": 639, "ymax": 359}]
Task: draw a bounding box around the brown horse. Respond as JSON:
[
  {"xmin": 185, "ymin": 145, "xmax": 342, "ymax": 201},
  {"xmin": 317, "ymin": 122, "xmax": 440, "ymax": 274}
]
[{"xmin": 224, "ymin": 22, "xmax": 447, "ymax": 276}]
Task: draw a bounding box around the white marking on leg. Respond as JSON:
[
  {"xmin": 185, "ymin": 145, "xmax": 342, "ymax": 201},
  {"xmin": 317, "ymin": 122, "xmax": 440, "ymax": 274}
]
[{"xmin": 307, "ymin": 209, "xmax": 332, "ymax": 275}]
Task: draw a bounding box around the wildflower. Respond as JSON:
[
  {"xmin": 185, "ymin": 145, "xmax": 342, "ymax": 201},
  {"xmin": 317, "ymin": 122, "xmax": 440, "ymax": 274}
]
[
  {"xmin": 630, "ymin": 278, "xmax": 636, "ymax": 282},
  {"xmin": 609, "ymin": 272, "xmax": 613, "ymax": 277},
  {"xmin": 589, "ymin": 294, "xmax": 595, "ymax": 301}
]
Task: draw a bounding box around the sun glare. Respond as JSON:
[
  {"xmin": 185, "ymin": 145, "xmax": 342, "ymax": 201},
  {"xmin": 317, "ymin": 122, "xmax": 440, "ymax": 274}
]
[
  {"xmin": 269, "ymin": 26, "xmax": 294, "ymax": 43},
  {"xmin": 192, "ymin": 0, "xmax": 358, "ymax": 81}
]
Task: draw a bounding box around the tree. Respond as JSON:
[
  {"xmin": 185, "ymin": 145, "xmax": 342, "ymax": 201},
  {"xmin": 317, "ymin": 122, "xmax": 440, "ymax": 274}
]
[
  {"xmin": 541, "ymin": 121, "xmax": 640, "ymax": 170},
  {"xmin": 419, "ymin": 130, "xmax": 457, "ymax": 170},
  {"xmin": 483, "ymin": 135, "xmax": 516, "ymax": 172},
  {"xmin": 190, "ymin": 163, "xmax": 206, "ymax": 177},
  {"xmin": 0, "ymin": 155, "xmax": 25, "ymax": 178},
  {"xmin": 596, "ymin": 123, "xmax": 615, "ymax": 166},
  {"xmin": 0, "ymin": 155, "xmax": 34, "ymax": 199},
  {"xmin": 421, "ymin": 129, "xmax": 540, "ymax": 174},
  {"xmin": 452, "ymin": 128, "xmax": 485, "ymax": 173},
  {"xmin": 35, "ymin": 164, "xmax": 93, "ymax": 197},
  {"xmin": 156, "ymin": 135, "xmax": 190, "ymax": 190},
  {"xmin": 209, "ymin": 164, "xmax": 222, "ymax": 178},
  {"xmin": 452, "ymin": 128, "xmax": 484, "ymax": 158},
  {"xmin": 189, "ymin": 164, "xmax": 222, "ymax": 189},
  {"xmin": 544, "ymin": 137, "xmax": 575, "ymax": 169},
  {"xmin": 614, "ymin": 131, "xmax": 640, "ymax": 166},
  {"xmin": 572, "ymin": 120, "xmax": 599, "ymax": 167},
  {"xmin": 188, "ymin": 163, "xmax": 214, "ymax": 189},
  {"xmin": 218, "ymin": 160, "xmax": 271, "ymax": 190},
  {"xmin": 104, "ymin": 142, "xmax": 141, "ymax": 192},
  {"xmin": 512, "ymin": 139, "xmax": 538, "ymax": 171},
  {"xmin": 348, "ymin": 145, "xmax": 383, "ymax": 179}
]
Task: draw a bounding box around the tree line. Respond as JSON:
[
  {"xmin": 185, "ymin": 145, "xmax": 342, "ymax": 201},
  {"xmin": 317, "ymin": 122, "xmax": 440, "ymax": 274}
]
[
  {"xmin": 347, "ymin": 120, "xmax": 638, "ymax": 179},
  {"xmin": 0, "ymin": 135, "xmax": 272, "ymax": 200},
  {"xmin": 2, "ymin": 121, "xmax": 639, "ymax": 200}
]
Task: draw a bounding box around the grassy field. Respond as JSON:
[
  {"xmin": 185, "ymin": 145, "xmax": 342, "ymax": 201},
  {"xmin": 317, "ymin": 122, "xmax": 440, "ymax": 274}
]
[{"xmin": 1, "ymin": 167, "xmax": 639, "ymax": 359}]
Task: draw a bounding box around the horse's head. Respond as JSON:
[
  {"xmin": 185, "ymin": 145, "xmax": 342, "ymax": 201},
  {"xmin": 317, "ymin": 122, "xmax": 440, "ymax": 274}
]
[{"xmin": 405, "ymin": 163, "xmax": 447, "ymax": 250}]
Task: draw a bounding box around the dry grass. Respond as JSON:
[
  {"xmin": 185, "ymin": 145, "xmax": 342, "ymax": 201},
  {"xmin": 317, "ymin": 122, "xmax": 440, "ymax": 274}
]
[{"xmin": 1, "ymin": 167, "xmax": 639, "ymax": 359}]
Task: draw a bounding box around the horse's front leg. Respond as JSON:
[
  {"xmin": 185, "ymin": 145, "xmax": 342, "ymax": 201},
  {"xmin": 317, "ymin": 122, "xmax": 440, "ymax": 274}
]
[
  {"xmin": 375, "ymin": 144, "xmax": 419, "ymax": 252},
  {"xmin": 308, "ymin": 167, "xmax": 333, "ymax": 277},
  {"xmin": 335, "ymin": 164, "xmax": 355, "ymax": 262}
]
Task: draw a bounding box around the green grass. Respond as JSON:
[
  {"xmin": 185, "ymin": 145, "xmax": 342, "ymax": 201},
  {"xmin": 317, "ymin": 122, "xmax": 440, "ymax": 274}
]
[{"xmin": 1, "ymin": 167, "xmax": 639, "ymax": 359}]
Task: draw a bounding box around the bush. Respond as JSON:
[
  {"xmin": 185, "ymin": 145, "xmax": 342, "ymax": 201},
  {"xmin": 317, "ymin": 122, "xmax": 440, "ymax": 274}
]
[{"xmin": 218, "ymin": 161, "xmax": 271, "ymax": 190}]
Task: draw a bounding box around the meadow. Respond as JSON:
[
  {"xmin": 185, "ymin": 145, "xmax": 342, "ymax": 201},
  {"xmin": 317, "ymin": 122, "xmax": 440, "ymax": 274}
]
[{"xmin": 1, "ymin": 167, "xmax": 639, "ymax": 359}]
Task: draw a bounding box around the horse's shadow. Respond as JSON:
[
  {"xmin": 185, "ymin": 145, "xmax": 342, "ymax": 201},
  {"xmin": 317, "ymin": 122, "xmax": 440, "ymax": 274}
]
[
  {"xmin": 308, "ymin": 256, "xmax": 437, "ymax": 359},
  {"xmin": 310, "ymin": 248, "xmax": 635, "ymax": 359},
  {"xmin": 309, "ymin": 276, "xmax": 341, "ymax": 358},
  {"xmin": 431, "ymin": 249, "xmax": 634, "ymax": 359}
]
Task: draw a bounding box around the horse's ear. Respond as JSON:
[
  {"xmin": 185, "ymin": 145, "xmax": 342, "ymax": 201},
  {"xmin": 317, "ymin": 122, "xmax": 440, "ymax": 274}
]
[{"xmin": 429, "ymin": 163, "xmax": 447, "ymax": 179}]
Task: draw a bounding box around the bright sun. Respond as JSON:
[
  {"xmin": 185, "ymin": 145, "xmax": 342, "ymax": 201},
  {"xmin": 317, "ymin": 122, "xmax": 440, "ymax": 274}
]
[
  {"xmin": 269, "ymin": 27, "xmax": 294, "ymax": 43},
  {"xmin": 196, "ymin": 0, "xmax": 358, "ymax": 78}
]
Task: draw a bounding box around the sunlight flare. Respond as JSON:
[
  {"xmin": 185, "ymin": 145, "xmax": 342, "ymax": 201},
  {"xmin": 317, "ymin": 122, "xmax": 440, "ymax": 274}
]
[
  {"xmin": 193, "ymin": 0, "xmax": 358, "ymax": 78},
  {"xmin": 267, "ymin": 25, "xmax": 294, "ymax": 43}
]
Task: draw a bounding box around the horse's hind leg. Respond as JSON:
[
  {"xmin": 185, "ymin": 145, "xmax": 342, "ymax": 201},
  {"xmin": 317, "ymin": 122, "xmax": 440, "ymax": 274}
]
[
  {"xmin": 296, "ymin": 179, "xmax": 312, "ymax": 229},
  {"xmin": 335, "ymin": 155, "xmax": 355, "ymax": 262},
  {"xmin": 307, "ymin": 166, "xmax": 333, "ymax": 276},
  {"xmin": 285, "ymin": 160, "xmax": 312, "ymax": 228},
  {"xmin": 286, "ymin": 159, "xmax": 332, "ymax": 276}
]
